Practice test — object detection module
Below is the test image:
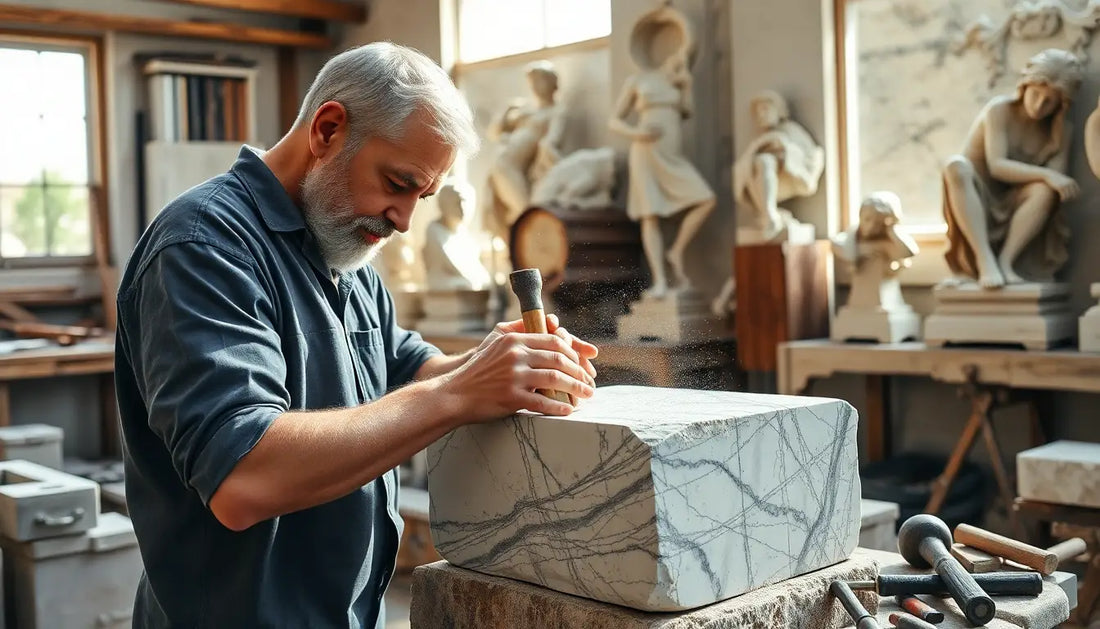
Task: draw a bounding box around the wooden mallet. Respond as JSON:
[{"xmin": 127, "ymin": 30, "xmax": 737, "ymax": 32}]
[
  {"xmin": 955, "ymin": 523, "xmax": 1079, "ymax": 575},
  {"xmin": 898, "ymin": 514, "xmax": 995, "ymax": 626},
  {"xmin": 509, "ymin": 268, "xmax": 575, "ymax": 407}
]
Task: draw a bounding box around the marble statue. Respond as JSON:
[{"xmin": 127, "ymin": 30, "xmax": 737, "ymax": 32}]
[
  {"xmin": 427, "ymin": 385, "xmax": 860, "ymax": 612},
  {"xmin": 609, "ymin": 3, "xmax": 715, "ymax": 299},
  {"xmin": 529, "ymin": 146, "xmax": 617, "ymax": 210},
  {"xmin": 483, "ymin": 60, "xmax": 566, "ymax": 239},
  {"xmin": 831, "ymin": 192, "xmax": 921, "ymax": 343},
  {"xmin": 941, "ymin": 48, "xmax": 1082, "ymax": 288},
  {"xmin": 423, "ymin": 180, "xmax": 491, "ymax": 291},
  {"xmin": 732, "ymin": 90, "xmax": 825, "ymax": 244},
  {"xmin": 1079, "ymin": 97, "xmax": 1100, "ymax": 352},
  {"xmin": 374, "ymin": 231, "xmax": 423, "ymax": 329}
]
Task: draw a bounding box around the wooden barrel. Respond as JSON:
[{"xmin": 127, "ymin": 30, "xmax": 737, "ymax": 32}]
[{"xmin": 509, "ymin": 204, "xmax": 647, "ymax": 335}]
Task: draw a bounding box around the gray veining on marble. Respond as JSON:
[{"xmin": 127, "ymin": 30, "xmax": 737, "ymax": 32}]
[{"xmin": 426, "ymin": 386, "xmax": 861, "ymax": 612}]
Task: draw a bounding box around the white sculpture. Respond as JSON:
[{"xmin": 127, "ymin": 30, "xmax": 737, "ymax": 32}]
[
  {"xmin": 374, "ymin": 231, "xmax": 423, "ymax": 329},
  {"xmin": 423, "ymin": 180, "xmax": 491, "ymax": 291},
  {"xmin": 831, "ymin": 192, "xmax": 921, "ymax": 343},
  {"xmin": 732, "ymin": 90, "xmax": 824, "ymax": 244},
  {"xmin": 482, "ymin": 60, "xmax": 566, "ymax": 239},
  {"xmin": 609, "ymin": 3, "xmax": 715, "ymax": 299},
  {"xmin": 1079, "ymin": 96, "xmax": 1100, "ymax": 352},
  {"xmin": 529, "ymin": 147, "xmax": 617, "ymax": 210}
]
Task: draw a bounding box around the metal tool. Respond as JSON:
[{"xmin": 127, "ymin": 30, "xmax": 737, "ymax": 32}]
[
  {"xmin": 848, "ymin": 572, "xmax": 1042, "ymax": 597},
  {"xmin": 830, "ymin": 580, "xmax": 880, "ymax": 629},
  {"xmin": 894, "ymin": 594, "xmax": 944, "ymax": 623},
  {"xmin": 889, "ymin": 612, "xmax": 938, "ymax": 629},
  {"xmin": 898, "ymin": 514, "xmax": 995, "ymax": 625}
]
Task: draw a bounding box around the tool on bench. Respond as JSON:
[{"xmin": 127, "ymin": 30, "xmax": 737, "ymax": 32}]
[
  {"xmin": 898, "ymin": 515, "xmax": 996, "ymax": 625},
  {"xmin": 1047, "ymin": 537, "xmax": 1087, "ymax": 565},
  {"xmin": 830, "ymin": 580, "xmax": 880, "ymax": 629},
  {"xmin": 849, "ymin": 571, "xmax": 1042, "ymax": 596},
  {"xmin": 509, "ymin": 268, "xmax": 575, "ymax": 407},
  {"xmin": 894, "ymin": 594, "xmax": 944, "ymax": 623},
  {"xmin": 955, "ymin": 523, "xmax": 1062, "ymax": 575},
  {"xmin": 889, "ymin": 612, "xmax": 938, "ymax": 629}
]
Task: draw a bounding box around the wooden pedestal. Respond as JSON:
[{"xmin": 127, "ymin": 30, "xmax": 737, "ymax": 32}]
[{"xmin": 734, "ymin": 240, "xmax": 829, "ymax": 372}]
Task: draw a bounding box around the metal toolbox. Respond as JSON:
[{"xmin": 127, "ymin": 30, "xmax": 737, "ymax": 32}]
[
  {"xmin": 2, "ymin": 512, "xmax": 141, "ymax": 629},
  {"xmin": 0, "ymin": 425, "xmax": 63, "ymax": 469},
  {"xmin": 0, "ymin": 460, "xmax": 98, "ymax": 542}
]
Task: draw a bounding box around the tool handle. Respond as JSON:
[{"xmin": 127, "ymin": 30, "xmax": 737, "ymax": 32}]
[
  {"xmin": 955, "ymin": 522, "xmax": 1058, "ymax": 575},
  {"xmin": 1047, "ymin": 537, "xmax": 1087, "ymax": 564},
  {"xmin": 894, "ymin": 594, "xmax": 944, "ymax": 623},
  {"xmin": 889, "ymin": 612, "xmax": 937, "ymax": 629},
  {"xmin": 877, "ymin": 572, "xmax": 1043, "ymax": 596},
  {"xmin": 921, "ymin": 537, "xmax": 996, "ymax": 625},
  {"xmin": 830, "ymin": 581, "xmax": 879, "ymax": 629},
  {"xmin": 519, "ymin": 309, "xmax": 574, "ymax": 406}
]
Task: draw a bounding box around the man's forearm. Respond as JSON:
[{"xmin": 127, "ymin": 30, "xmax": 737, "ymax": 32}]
[
  {"xmin": 209, "ymin": 376, "xmax": 462, "ymax": 531},
  {"xmin": 415, "ymin": 349, "xmax": 475, "ymax": 380}
]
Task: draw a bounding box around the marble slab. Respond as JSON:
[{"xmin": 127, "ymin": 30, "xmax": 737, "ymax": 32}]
[
  {"xmin": 1017, "ymin": 441, "xmax": 1100, "ymax": 509},
  {"xmin": 411, "ymin": 549, "xmax": 879, "ymax": 629},
  {"xmin": 427, "ymin": 385, "xmax": 861, "ymax": 612}
]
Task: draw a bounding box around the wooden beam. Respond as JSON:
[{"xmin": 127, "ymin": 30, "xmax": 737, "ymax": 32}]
[
  {"xmin": 277, "ymin": 46, "xmax": 300, "ymax": 135},
  {"xmin": 160, "ymin": 0, "xmax": 365, "ymax": 23},
  {"xmin": 0, "ymin": 4, "xmax": 331, "ymax": 49}
]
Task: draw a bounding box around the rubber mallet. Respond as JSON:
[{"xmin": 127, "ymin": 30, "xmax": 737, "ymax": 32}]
[
  {"xmin": 508, "ymin": 269, "xmax": 575, "ymax": 407},
  {"xmin": 898, "ymin": 514, "xmax": 996, "ymax": 625}
]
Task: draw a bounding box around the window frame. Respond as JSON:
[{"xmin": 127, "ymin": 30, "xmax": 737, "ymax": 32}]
[
  {"xmin": 0, "ymin": 30, "xmax": 106, "ymax": 270},
  {"xmin": 452, "ymin": 0, "xmax": 611, "ymax": 71}
]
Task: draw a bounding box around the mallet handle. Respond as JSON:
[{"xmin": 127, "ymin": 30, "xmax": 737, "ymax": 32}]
[
  {"xmin": 1047, "ymin": 537, "xmax": 1087, "ymax": 564},
  {"xmin": 852, "ymin": 572, "xmax": 1042, "ymax": 596},
  {"xmin": 955, "ymin": 523, "xmax": 1058, "ymax": 575},
  {"xmin": 520, "ymin": 309, "xmax": 574, "ymax": 406},
  {"xmin": 919, "ymin": 537, "xmax": 996, "ymax": 625},
  {"xmin": 830, "ymin": 581, "xmax": 880, "ymax": 629}
]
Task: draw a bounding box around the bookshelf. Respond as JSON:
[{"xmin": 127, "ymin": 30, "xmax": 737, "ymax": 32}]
[{"xmin": 140, "ymin": 57, "xmax": 260, "ymax": 226}]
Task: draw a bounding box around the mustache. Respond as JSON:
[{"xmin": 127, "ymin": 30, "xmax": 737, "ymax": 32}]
[{"xmin": 352, "ymin": 215, "xmax": 396, "ymax": 239}]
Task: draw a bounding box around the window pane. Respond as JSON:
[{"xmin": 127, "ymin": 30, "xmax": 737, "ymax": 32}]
[
  {"xmin": 41, "ymin": 116, "xmax": 89, "ymax": 185},
  {"xmin": 39, "ymin": 51, "xmax": 87, "ymax": 119},
  {"xmin": 459, "ymin": 0, "xmax": 544, "ymax": 62},
  {"xmin": 544, "ymin": 0, "xmax": 611, "ymax": 48},
  {"xmin": 0, "ymin": 48, "xmax": 40, "ymax": 119},
  {"xmin": 850, "ymin": 0, "xmax": 1006, "ymax": 228},
  {"xmin": 0, "ymin": 185, "xmax": 47, "ymax": 257},
  {"xmin": 45, "ymin": 185, "xmax": 91, "ymax": 256},
  {"xmin": 0, "ymin": 114, "xmax": 45, "ymax": 185}
]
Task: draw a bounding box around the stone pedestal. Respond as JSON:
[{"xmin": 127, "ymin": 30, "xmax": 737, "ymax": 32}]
[
  {"xmin": 616, "ymin": 289, "xmax": 721, "ymax": 343},
  {"xmin": 832, "ymin": 305, "xmax": 921, "ymax": 344},
  {"xmin": 414, "ymin": 289, "xmax": 490, "ymax": 336},
  {"xmin": 1017, "ymin": 440, "xmax": 1100, "ymax": 509},
  {"xmin": 736, "ymin": 219, "xmax": 816, "ymax": 247},
  {"xmin": 923, "ymin": 282, "xmax": 1075, "ymax": 350},
  {"xmin": 427, "ymin": 386, "xmax": 861, "ymax": 612},
  {"xmin": 1078, "ymin": 283, "xmax": 1100, "ymax": 352},
  {"xmin": 734, "ymin": 240, "xmax": 830, "ymax": 372},
  {"xmin": 0, "ymin": 425, "xmax": 63, "ymax": 469},
  {"xmin": 411, "ymin": 549, "xmax": 878, "ymax": 629}
]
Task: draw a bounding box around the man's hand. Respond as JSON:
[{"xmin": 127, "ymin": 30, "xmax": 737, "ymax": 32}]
[{"xmin": 442, "ymin": 316, "xmax": 599, "ymax": 422}]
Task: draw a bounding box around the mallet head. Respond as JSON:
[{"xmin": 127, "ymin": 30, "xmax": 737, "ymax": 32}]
[
  {"xmin": 898, "ymin": 514, "xmax": 952, "ymax": 568},
  {"xmin": 509, "ymin": 268, "xmax": 544, "ymax": 313}
]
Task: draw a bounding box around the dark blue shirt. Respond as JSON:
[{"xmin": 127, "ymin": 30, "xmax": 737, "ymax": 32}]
[{"xmin": 114, "ymin": 146, "xmax": 441, "ymax": 628}]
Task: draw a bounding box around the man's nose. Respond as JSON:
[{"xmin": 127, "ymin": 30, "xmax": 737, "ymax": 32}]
[{"xmin": 384, "ymin": 202, "xmax": 414, "ymax": 233}]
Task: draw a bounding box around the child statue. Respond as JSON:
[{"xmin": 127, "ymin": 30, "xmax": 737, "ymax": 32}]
[{"xmin": 941, "ymin": 48, "xmax": 1082, "ymax": 288}]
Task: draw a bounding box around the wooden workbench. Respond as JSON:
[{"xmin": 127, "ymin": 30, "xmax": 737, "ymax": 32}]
[{"xmin": 0, "ymin": 340, "xmax": 117, "ymax": 455}]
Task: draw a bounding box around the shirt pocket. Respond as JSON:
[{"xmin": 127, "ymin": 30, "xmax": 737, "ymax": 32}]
[{"xmin": 349, "ymin": 328, "xmax": 387, "ymax": 401}]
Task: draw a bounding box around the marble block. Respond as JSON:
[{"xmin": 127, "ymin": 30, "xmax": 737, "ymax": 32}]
[
  {"xmin": 858, "ymin": 499, "xmax": 899, "ymax": 552},
  {"xmin": 616, "ymin": 290, "xmax": 722, "ymax": 342},
  {"xmin": 411, "ymin": 549, "xmax": 879, "ymax": 629},
  {"xmin": 426, "ymin": 385, "xmax": 861, "ymax": 612},
  {"xmin": 1017, "ymin": 441, "xmax": 1100, "ymax": 509},
  {"xmin": 924, "ymin": 283, "xmax": 1075, "ymax": 350}
]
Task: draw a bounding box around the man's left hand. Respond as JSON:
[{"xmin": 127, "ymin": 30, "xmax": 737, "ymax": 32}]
[{"xmin": 478, "ymin": 314, "xmax": 598, "ymax": 381}]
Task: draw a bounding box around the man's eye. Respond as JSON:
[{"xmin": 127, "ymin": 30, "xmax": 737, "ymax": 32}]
[{"xmin": 387, "ymin": 179, "xmax": 408, "ymax": 193}]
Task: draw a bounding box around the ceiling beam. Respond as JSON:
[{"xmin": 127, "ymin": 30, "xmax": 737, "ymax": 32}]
[
  {"xmin": 159, "ymin": 0, "xmax": 365, "ymax": 23},
  {"xmin": 0, "ymin": 4, "xmax": 331, "ymax": 49}
]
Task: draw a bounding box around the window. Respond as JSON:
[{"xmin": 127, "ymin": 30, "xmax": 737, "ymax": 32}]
[
  {"xmin": 839, "ymin": 0, "xmax": 1010, "ymax": 235},
  {"xmin": 457, "ymin": 0, "xmax": 611, "ymax": 64},
  {"xmin": 0, "ymin": 36, "xmax": 99, "ymax": 263}
]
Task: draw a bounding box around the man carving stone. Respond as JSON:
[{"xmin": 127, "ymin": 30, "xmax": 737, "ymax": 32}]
[{"xmin": 941, "ymin": 48, "xmax": 1082, "ymax": 288}]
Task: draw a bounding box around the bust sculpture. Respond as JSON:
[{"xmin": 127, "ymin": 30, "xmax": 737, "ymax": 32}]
[
  {"xmin": 942, "ymin": 48, "xmax": 1082, "ymax": 288},
  {"xmin": 483, "ymin": 60, "xmax": 566, "ymax": 239},
  {"xmin": 423, "ymin": 180, "xmax": 491, "ymax": 291},
  {"xmin": 609, "ymin": 3, "xmax": 715, "ymax": 299},
  {"xmin": 831, "ymin": 191, "xmax": 921, "ymax": 343},
  {"xmin": 732, "ymin": 90, "xmax": 824, "ymax": 243}
]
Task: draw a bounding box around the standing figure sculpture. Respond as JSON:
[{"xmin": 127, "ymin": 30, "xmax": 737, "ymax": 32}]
[
  {"xmin": 732, "ymin": 90, "xmax": 825, "ymax": 242},
  {"xmin": 609, "ymin": 3, "xmax": 715, "ymax": 299},
  {"xmin": 483, "ymin": 60, "xmax": 566, "ymax": 239},
  {"xmin": 942, "ymin": 48, "xmax": 1082, "ymax": 288}
]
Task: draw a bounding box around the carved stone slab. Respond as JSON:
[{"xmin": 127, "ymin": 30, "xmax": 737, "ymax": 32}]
[
  {"xmin": 924, "ymin": 283, "xmax": 1075, "ymax": 350},
  {"xmin": 0, "ymin": 460, "xmax": 98, "ymax": 542},
  {"xmin": 0, "ymin": 424, "xmax": 63, "ymax": 469}
]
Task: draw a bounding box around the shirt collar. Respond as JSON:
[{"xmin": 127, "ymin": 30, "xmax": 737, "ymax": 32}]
[{"xmin": 231, "ymin": 145, "xmax": 307, "ymax": 233}]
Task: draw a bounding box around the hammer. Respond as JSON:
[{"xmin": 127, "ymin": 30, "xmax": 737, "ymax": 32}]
[
  {"xmin": 955, "ymin": 523, "xmax": 1080, "ymax": 575},
  {"xmin": 508, "ymin": 269, "xmax": 575, "ymax": 407},
  {"xmin": 898, "ymin": 514, "xmax": 995, "ymax": 625}
]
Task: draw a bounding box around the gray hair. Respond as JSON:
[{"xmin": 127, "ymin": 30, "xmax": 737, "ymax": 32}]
[{"xmin": 294, "ymin": 42, "xmax": 479, "ymax": 156}]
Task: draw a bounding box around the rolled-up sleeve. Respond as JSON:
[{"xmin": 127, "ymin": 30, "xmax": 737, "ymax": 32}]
[
  {"xmin": 120, "ymin": 241, "xmax": 289, "ymax": 505},
  {"xmin": 368, "ymin": 271, "xmax": 442, "ymax": 389}
]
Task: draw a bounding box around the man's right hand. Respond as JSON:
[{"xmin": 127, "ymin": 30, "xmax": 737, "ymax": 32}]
[{"xmin": 439, "ymin": 332, "xmax": 596, "ymax": 423}]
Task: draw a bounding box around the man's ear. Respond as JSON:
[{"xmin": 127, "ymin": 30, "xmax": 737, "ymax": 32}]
[{"xmin": 307, "ymin": 101, "xmax": 348, "ymax": 160}]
